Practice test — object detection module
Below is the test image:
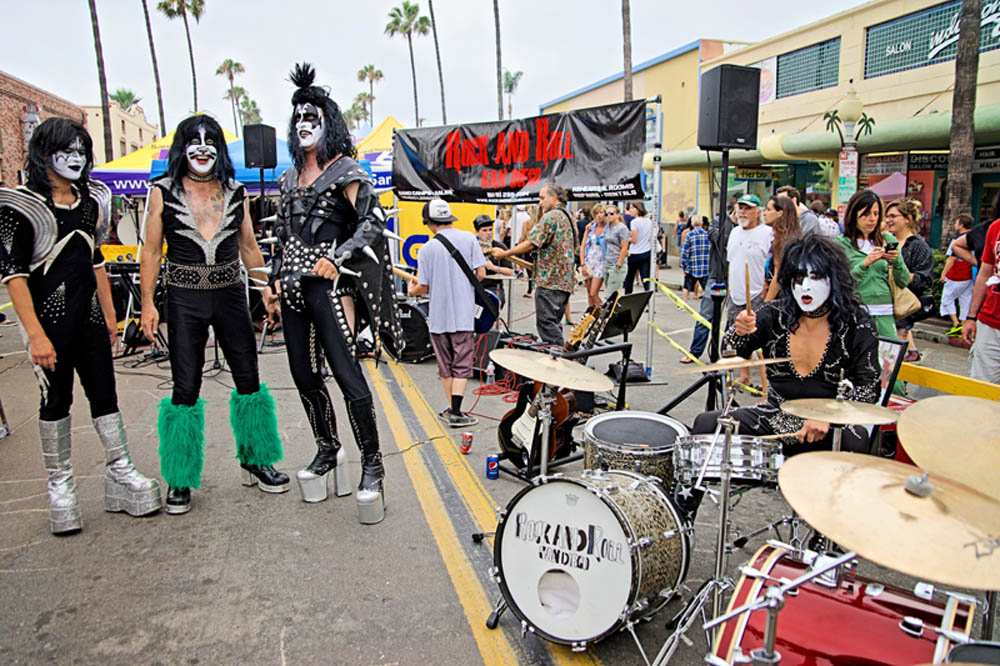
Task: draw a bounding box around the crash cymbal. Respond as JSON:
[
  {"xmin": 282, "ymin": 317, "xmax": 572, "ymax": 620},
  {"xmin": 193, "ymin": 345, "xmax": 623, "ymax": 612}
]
[
  {"xmin": 898, "ymin": 395, "xmax": 1000, "ymax": 500},
  {"xmin": 780, "ymin": 398, "xmax": 898, "ymax": 426},
  {"xmin": 682, "ymin": 356, "xmax": 791, "ymax": 374},
  {"xmin": 489, "ymin": 349, "xmax": 613, "ymax": 393},
  {"xmin": 779, "ymin": 452, "xmax": 1000, "ymax": 590}
]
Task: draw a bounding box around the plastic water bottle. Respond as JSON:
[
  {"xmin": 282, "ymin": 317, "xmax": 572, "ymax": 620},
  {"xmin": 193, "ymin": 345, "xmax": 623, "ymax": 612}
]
[{"xmin": 486, "ymin": 362, "xmax": 495, "ymax": 385}]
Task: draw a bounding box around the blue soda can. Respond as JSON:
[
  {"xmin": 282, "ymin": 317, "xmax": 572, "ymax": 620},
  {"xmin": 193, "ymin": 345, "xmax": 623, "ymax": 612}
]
[{"xmin": 485, "ymin": 454, "xmax": 500, "ymax": 480}]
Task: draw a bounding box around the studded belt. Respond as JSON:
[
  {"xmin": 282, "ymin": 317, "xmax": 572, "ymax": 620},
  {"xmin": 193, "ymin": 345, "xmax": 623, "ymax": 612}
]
[{"xmin": 164, "ymin": 259, "xmax": 242, "ymax": 290}]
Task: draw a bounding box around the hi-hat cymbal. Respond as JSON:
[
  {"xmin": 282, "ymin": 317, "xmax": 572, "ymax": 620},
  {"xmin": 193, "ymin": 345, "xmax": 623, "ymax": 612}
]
[
  {"xmin": 779, "ymin": 452, "xmax": 1000, "ymax": 590},
  {"xmin": 682, "ymin": 356, "xmax": 791, "ymax": 374},
  {"xmin": 489, "ymin": 349, "xmax": 613, "ymax": 393},
  {"xmin": 898, "ymin": 395, "xmax": 1000, "ymax": 500},
  {"xmin": 780, "ymin": 398, "xmax": 898, "ymax": 425}
]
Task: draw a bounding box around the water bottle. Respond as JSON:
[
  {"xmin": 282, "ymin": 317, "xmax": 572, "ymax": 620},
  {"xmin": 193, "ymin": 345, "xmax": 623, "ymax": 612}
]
[{"xmin": 486, "ymin": 362, "xmax": 495, "ymax": 385}]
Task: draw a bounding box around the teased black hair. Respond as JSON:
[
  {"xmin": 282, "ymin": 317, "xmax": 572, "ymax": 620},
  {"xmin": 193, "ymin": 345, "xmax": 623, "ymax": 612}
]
[
  {"xmin": 163, "ymin": 115, "xmax": 235, "ymax": 186},
  {"xmin": 25, "ymin": 117, "xmax": 94, "ymax": 201},
  {"xmin": 773, "ymin": 234, "xmax": 865, "ymax": 334},
  {"xmin": 287, "ymin": 62, "xmax": 355, "ymax": 169}
]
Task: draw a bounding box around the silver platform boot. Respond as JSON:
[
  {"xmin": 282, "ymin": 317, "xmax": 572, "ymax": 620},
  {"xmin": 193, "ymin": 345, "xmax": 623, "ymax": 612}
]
[
  {"xmin": 295, "ymin": 389, "xmax": 351, "ymax": 503},
  {"xmin": 94, "ymin": 412, "xmax": 162, "ymax": 516},
  {"xmin": 40, "ymin": 417, "xmax": 81, "ymax": 535},
  {"xmin": 348, "ymin": 397, "xmax": 385, "ymax": 525}
]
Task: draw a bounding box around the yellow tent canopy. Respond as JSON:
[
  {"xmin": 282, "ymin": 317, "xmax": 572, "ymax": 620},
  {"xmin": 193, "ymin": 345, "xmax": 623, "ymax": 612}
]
[{"xmin": 356, "ymin": 116, "xmax": 403, "ymax": 155}]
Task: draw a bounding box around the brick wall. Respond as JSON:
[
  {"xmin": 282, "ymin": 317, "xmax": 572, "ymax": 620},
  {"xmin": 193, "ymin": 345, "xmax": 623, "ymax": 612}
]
[{"xmin": 0, "ymin": 70, "xmax": 84, "ymax": 187}]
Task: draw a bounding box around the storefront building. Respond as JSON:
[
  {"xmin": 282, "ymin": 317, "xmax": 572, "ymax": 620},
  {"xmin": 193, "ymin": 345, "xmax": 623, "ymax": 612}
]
[
  {"xmin": 539, "ymin": 39, "xmax": 746, "ymax": 222},
  {"xmin": 661, "ymin": 0, "xmax": 1000, "ymax": 245}
]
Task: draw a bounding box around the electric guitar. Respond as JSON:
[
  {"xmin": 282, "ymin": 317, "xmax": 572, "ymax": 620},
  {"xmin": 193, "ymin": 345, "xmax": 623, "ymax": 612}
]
[
  {"xmin": 497, "ymin": 381, "xmax": 578, "ymax": 469},
  {"xmin": 565, "ymin": 290, "xmax": 620, "ymax": 351},
  {"xmin": 392, "ymin": 265, "xmax": 500, "ymax": 334}
]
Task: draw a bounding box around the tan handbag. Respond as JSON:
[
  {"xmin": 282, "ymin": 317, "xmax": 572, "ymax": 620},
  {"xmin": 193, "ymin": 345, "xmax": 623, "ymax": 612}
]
[{"xmin": 888, "ymin": 267, "xmax": 921, "ymax": 319}]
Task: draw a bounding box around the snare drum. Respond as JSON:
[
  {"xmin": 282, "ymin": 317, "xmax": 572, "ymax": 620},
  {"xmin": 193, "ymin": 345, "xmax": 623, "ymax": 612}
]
[
  {"xmin": 674, "ymin": 434, "xmax": 783, "ymax": 486},
  {"xmin": 709, "ymin": 544, "xmax": 977, "ymax": 665},
  {"xmin": 492, "ymin": 469, "xmax": 690, "ymax": 650},
  {"xmin": 583, "ymin": 411, "xmax": 688, "ymax": 491}
]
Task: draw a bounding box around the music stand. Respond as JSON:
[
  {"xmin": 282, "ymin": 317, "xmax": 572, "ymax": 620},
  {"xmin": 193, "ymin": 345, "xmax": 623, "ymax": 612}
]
[{"xmin": 604, "ymin": 290, "xmax": 652, "ymax": 385}]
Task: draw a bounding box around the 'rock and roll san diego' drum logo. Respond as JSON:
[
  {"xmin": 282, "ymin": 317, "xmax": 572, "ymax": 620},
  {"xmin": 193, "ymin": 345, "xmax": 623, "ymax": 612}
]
[{"xmin": 512, "ymin": 510, "xmax": 628, "ymax": 571}]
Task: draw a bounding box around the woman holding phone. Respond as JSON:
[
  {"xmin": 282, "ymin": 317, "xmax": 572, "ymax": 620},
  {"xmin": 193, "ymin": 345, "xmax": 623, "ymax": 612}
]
[{"xmin": 835, "ymin": 190, "xmax": 911, "ymax": 341}]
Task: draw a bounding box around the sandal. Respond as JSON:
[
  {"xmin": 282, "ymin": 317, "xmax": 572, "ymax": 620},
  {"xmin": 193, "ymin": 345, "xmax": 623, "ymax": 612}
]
[{"xmin": 679, "ymin": 356, "xmax": 695, "ymax": 364}]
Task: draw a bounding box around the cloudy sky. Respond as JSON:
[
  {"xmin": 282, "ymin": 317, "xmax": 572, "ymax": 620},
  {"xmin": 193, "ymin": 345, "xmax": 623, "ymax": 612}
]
[{"xmin": 7, "ymin": 0, "xmax": 865, "ymax": 137}]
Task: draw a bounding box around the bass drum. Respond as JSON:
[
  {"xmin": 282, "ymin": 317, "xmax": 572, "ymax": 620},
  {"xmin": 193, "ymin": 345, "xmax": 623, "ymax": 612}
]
[
  {"xmin": 493, "ymin": 469, "xmax": 690, "ymax": 650},
  {"xmin": 386, "ymin": 298, "xmax": 434, "ymax": 363},
  {"xmin": 583, "ymin": 411, "xmax": 688, "ymax": 492},
  {"xmin": 709, "ymin": 544, "xmax": 977, "ymax": 665}
]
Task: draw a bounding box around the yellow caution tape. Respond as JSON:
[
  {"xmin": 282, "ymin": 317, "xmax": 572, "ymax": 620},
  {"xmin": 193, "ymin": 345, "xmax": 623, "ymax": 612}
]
[
  {"xmin": 647, "ymin": 278, "xmax": 713, "ymax": 330},
  {"xmin": 647, "ymin": 321, "xmax": 763, "ymax": 397}
]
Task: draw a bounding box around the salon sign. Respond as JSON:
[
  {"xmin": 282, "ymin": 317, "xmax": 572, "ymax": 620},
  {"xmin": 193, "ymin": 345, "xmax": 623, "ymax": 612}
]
[{"xmin": 865, "ymin": 0, "xmax": 1000, "ymax": 78}]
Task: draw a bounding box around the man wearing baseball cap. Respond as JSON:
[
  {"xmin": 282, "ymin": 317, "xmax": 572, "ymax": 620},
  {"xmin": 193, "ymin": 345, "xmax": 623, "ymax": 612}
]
[
  {"xmin": 725, "ymin": 193, "xmax": 773, "ymax": 384},
  {"xmin": 409, "ymin": 199, "xmax": 486, "ymax": 427}
]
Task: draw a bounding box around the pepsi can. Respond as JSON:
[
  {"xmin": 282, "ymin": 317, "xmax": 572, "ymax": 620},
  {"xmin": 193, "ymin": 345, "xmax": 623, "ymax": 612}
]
[{"xmin": 485, "ymin": 454, "xmax": 500, "ymax": 480}]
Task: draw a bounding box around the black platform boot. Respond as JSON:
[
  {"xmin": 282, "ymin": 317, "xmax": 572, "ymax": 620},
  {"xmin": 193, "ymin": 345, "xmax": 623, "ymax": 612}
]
[
  {"xmin": 165, "ymin": 486, "xmax": 191, "ymax": 515},
  {"xmin": 347, "ymin": 397, "xmax": 385, "ymax": 524},
  {"xmin": 239, "ymin": 464, "xmax": 290, "ymax": 493},
  {"xmin": 295, "ymin": 389, "xmax": 352, "ymax": 502}
]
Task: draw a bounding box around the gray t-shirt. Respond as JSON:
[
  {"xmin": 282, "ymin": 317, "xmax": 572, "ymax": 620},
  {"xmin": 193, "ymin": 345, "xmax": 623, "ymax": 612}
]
[
  {"xmin": 416, "ymin": 227, "xmax": 486, "ymax": 334},
  {"xmin": 604, "ymin": 222, "xmax": 630, "ymax": 268},
  {"xmin": 798, "ymin": 207, "xmax": 820, "ymax": 236}
]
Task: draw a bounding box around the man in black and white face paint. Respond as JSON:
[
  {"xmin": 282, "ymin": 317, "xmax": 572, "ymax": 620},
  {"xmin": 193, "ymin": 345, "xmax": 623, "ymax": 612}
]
[
  {"xmin": 184, "ymin": 127, "xmax": 218, "ymax": 179},
  {"xmin": 294, "ymin": 103, "xmax": 324, "ymax": 149},
  {"xmin": 51, "ymin": 138, "xmax": 87, "ymax": 181}
]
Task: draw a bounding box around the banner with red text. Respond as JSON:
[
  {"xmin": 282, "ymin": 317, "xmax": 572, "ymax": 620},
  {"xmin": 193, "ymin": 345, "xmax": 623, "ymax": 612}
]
[{"xmin": 392, "ymin": 101, "xmax": 646, "ymax": 203}]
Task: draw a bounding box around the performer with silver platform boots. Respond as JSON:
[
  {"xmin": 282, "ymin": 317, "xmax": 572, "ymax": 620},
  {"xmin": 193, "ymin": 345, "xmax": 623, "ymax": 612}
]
[
  {"xmin": 141, "ymin": 115, "xmax": 289, "ymax": 515},
  {"xmin": 262, "ymin": 64, "xmax": 400, "ymax": 524},
  {"xmin": 0, "ymin": 118, "xmax": 161, "ymax": 534}
]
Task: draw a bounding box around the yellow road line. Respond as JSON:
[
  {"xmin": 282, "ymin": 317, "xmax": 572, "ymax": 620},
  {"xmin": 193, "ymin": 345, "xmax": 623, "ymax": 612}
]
[
  {"xmin": 386, "ymin": 360, "xmax": 602, "ymax": 666},
  {"xmin": 367, "ymin": 361, "xmax": 518, "ymax": 666}
]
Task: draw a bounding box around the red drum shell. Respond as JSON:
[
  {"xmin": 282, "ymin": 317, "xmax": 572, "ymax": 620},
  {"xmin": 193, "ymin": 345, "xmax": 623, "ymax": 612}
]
[{"xmin": 711, "ymin": 545, "xmax": 976, "ymax": 665}]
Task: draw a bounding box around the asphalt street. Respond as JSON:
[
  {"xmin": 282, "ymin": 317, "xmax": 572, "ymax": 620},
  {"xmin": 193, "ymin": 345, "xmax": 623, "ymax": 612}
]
[{"xmin": 0, "ymin": 268, "xmax": 994, "ymax": 665}]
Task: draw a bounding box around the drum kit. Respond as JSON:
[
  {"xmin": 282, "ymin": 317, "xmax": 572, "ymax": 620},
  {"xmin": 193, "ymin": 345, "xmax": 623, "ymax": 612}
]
[{"xmin": 483, "ymin": 349, "xmax": 1000, "ymax": 665}]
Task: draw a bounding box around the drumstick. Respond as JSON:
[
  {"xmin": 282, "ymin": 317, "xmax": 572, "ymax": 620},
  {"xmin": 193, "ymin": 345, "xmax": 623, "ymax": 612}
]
[
  {"xmin": 391, "ymin": 266, "xmax": 419, "ymax": 284},
  {"xmin": 745, "ymin": 262, "xmax": 752, "ymax": 315},
  {"xmin": 757, "ymin": 433, "xmax": 790, "ymax": 441}
]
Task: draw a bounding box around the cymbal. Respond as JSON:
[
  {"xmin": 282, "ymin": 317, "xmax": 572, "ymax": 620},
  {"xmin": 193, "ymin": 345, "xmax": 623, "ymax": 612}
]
[
  {"xmin": 779, "ymin": 452, "xmax": 1000, "ymax": 590},
  {"xmin": 489, "ymin": 349, "xmax": 614, "ymax": 393},
  {"xmin": 682, "ymin": 355, "xmax": 791, "ymax": 374},
  {"xmin": 897, "ymin": 395, "xmax": 1000, "ymax": 500},
  {"xmin": 780, "ymin": 398, "xmax": 898, "ymax": 425}
]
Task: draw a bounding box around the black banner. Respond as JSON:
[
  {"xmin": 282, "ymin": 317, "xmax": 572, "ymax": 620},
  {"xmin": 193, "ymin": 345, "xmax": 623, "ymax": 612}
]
[{"xmin": 392, "ymin": 101, "xmax": 646, "ymax": 203}]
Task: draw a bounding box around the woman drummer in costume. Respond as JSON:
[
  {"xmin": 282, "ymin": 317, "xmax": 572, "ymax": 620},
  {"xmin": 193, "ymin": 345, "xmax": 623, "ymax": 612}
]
[{"xmin": 0, "ymin": 118, "xmax": 161, "ymax": 534}]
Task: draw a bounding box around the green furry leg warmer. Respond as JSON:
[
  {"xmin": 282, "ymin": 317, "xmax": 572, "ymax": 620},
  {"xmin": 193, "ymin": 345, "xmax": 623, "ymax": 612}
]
[
  {"xmin": 230, "ymin": 384, "xmax": 284, "ymax": 467},
  {"xmin": 158, "ymin": 398, "xmax": 206, "ymax": 489}
]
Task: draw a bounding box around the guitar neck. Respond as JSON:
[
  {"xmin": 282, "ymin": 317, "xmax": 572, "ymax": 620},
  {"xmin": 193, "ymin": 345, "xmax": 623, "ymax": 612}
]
[{"xmin": 391, "ymin": 266, "xmax": 419, "ymax": 284}]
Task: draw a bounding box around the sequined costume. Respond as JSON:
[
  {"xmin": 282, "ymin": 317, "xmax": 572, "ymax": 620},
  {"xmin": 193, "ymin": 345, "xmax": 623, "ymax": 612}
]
[
  {"xmin": 151, "ymin": 175, "xmax": 287, "ymax": 508},
  {"xmin": 273, "ymin": 157, "xmax": 399, "ymax": 521},
  {"xmin": 0, "ymin": 181, "xmax": 161, "ymax": 534},
  {"xmin": 691, "ymin": 302, "xmax": 881, "ymax": 455}
]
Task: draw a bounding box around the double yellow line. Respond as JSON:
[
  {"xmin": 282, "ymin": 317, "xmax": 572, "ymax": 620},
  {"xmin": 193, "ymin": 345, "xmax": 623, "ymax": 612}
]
[{"xmin": 368, "ymin": 360, "xmax": 600, "ymax": 666}]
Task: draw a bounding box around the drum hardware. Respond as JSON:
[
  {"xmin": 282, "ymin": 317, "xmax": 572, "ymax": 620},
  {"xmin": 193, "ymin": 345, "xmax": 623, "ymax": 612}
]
[
  {"xmin": 703, "ymin": 549, "xmax": 857, "ymax": 666},
  {"xmin": 731, "ymin": 515, "xmax": 805, "ymax": 551}
]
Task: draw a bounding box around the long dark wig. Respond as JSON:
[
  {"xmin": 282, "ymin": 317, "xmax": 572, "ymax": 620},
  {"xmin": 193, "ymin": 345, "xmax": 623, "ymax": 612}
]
[
  {"xmin": 772, "ymin": 234, "xmax": 866, "ymax": 334},
  {"xmin": 163, "ymin": 115, "xmax": 235, "ymax": 187},
  {"xmin": 843, "ymin": 189, "xmax": 885, "ymax": 247},
  {"xmin": 25, "ymin": 117, "xmax": 94, "ymax": 201},
  {"xmin": 287, "ymin": 63, "xmax": 355, "ymax": 169}
]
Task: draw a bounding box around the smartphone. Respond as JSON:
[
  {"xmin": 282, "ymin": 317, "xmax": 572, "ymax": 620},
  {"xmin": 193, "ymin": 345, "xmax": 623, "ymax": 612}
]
[{"xmin": 885, "ymin": 241, "xmax": 899, "ymax": 251}]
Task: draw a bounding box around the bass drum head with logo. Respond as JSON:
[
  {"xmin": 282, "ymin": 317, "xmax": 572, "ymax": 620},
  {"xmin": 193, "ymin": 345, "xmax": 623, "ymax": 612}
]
[
  {"xmin": 495, "ymin": 477, "xmax": 634, "ymax": 646},
  {"xmin": 493, "ymin": 471, "xmax": 689, "ymax": 648},
  {"xmin": 387, "ymin": 298, "xmax": 434, "ymax": 363}
]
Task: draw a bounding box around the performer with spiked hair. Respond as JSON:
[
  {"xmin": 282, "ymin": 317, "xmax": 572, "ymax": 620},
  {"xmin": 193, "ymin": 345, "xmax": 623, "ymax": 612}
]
[
  {"xmin": 262, "ymin": 63, "xmax": 400, "ymax": 523},
  {"xmin": 0, "ymin": 117, "xmax": 161, "ymax": 534},
  {"xmin": 141, "ymin": 114, "xmax": 289, "ymax": 515}
]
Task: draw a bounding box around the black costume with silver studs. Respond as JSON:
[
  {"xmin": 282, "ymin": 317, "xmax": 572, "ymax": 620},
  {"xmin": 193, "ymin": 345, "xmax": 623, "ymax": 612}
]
[{"xmin": 0, "ymin": 182, "xmax": 117, "ymax": 420}]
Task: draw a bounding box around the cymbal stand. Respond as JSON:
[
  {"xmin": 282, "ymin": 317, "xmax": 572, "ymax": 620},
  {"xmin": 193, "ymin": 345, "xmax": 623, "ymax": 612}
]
[
  {"xmin": 702, "ymin": 550, "xmax": 856, "ymax": 665},
  {"xmin": 536, "ymin": 385, "xmax": 556, "ymax": 478},
  {"xmin": 712, "ymin": 415, "xmax": 738, "ymax": 624}
]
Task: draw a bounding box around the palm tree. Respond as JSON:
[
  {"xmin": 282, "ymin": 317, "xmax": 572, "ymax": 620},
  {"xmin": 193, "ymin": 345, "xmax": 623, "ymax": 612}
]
[
  {"xmin": 110, "ymin": 88, "xmax": 142, "ymax": 111},
  {"xmin": 224, "ymin": 85, "xmax": 247, "ymax": 126},
  {"xmin": 140, "ymin": 0, "xmax": 166, "ymax": 136},
  {"xmin": 87, "ymin": 0, "xmax": 114, "ymax": 163},
  {"xmin": 356, "ymin": 64, "xmax": 383, "ymax": 123},
  {"xmin": 621, "ymin": 0, "xmax": 633, "ymax": 102},
  {"xmin": 157, "ymin": 0, "xmax": 205, "ymax": 111},
  {"xmin": 385, "ymin": 2, "xmax": 430, "ymax": 127},
  {"xmin": 944, "ymin": 0, "xmax": 982, "ymax": 248},
  {"xmin": 239, "ymin": 97, "xmax": 261, "ymax": 125},
  {"xmin": 493, "ymin": 0, "xmax": 503, "ymax": 120},
  {"xmin": 216, "ymin": 58, "xmax": 245, "ymax": 136},
  {"xmin": 427, "ymin": 0, "xmax": 447, "ymax": 124},
  {"xmin": 354, "ymin": 92, "xmax": 375, "ymax": 128},
  {"xmin": 502, "ymin": 70, "xmax": 523, "ymax": 120}
]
